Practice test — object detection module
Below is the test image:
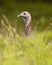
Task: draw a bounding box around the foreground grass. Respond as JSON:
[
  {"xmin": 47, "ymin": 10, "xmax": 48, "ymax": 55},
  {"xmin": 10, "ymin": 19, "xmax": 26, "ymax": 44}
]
[
  {"xmin": 0, "ymin": 15, "xmax": 52, "ymax": 65},
  {"xmin": 0, "ymin": 19, "xmax": 52, "ymax": 65}
]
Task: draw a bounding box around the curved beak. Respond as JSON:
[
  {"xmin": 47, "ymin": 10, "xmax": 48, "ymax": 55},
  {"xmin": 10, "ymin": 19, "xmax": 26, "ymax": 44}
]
[{"xmin": 17, "ymin": 14, "xmax": 21, "ymax": 17}]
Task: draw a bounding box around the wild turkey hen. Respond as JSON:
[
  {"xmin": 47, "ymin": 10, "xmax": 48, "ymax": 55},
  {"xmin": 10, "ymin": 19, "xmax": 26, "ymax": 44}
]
[{"xmin": 17, "ymin": 11, "xmax": 32, "ymax": 35}]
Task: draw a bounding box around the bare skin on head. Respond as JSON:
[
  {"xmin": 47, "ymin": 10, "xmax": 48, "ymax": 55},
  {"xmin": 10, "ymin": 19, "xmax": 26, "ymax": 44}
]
[{"xmin": 17, "ymin": 11, "xmax": 32, "ymax": 35}]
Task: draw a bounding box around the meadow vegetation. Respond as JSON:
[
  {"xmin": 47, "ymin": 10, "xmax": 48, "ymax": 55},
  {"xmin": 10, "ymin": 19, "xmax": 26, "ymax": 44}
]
[{"xmin": 0, "ymin": 2, "xmax": 52, "ymax": 65}]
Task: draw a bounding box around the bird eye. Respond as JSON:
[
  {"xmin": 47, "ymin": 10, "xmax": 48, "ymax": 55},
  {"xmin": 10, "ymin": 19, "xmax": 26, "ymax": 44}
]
[{"xmin": 24, "ymin": 13, "xmax": 26, "ymax": 15}]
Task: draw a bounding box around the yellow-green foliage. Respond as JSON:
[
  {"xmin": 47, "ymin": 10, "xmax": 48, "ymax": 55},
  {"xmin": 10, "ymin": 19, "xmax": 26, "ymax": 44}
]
[
  {"xmin": 0, "ymin": 30, "xmax": 52, "ymax": 65},
  {"xmin": 0, "ymin": 15, "xmax": 52, "ymax": 65}
]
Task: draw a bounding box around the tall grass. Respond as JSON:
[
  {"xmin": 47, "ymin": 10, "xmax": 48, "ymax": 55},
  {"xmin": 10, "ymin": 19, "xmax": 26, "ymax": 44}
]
[{"xmin": 0, "ymin": 15, "xmax": 52, "ymax": 65}]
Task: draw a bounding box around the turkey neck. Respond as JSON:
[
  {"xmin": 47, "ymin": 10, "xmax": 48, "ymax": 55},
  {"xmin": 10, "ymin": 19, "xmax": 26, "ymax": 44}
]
[{"xmin": 25, "ymin": 22, "xmax": 31, "ymax": 35}]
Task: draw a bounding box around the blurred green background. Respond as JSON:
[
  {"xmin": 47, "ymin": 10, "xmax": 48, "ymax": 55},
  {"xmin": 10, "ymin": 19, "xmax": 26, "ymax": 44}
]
[
  {"xmin": 0, "ymin": 1, "xmax": 52, "ymax": 65},
  {"xmin": 0, "ymin": 0, "xmax": 52, "ymax": 32}
]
